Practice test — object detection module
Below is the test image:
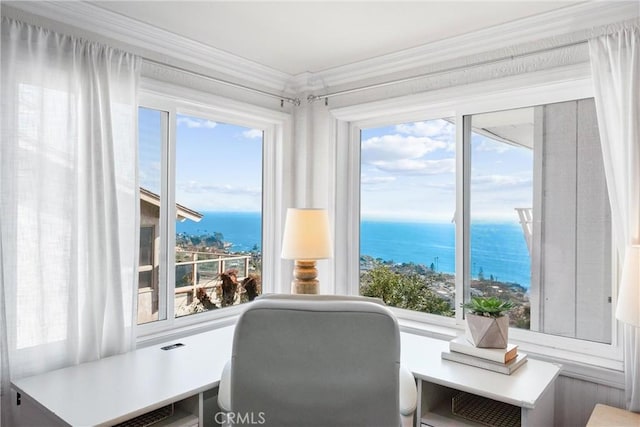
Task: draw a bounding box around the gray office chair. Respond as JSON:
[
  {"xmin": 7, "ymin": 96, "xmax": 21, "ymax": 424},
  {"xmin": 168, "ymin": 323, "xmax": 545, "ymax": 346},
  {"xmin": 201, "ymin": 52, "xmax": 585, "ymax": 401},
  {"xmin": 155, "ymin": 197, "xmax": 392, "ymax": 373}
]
[{"xmin": 217, "ymin": 294, "xmax": 417, "ymax": 427}]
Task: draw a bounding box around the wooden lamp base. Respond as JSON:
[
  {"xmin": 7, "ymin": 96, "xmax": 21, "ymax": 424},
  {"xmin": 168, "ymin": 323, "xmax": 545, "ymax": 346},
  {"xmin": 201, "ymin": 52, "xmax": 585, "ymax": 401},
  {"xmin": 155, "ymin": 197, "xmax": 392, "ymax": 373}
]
[{"xmin": 291, "ymin": 260, "xmax": 319, "ymax": 294}]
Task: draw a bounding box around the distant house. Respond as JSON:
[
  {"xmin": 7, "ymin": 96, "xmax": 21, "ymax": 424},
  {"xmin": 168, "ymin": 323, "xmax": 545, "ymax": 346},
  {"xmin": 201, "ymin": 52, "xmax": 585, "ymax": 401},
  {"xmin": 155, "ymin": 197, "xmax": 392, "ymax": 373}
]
[{"xmin": 138, "ymin": 188, "xmax": 203, "ymax": 324}]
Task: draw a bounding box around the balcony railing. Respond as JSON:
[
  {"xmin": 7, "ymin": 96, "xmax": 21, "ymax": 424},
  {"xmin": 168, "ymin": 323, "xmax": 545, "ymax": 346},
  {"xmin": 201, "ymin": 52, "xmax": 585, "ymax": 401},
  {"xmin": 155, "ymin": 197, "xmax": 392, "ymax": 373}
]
[
  {"xmin": 515, "ymin": 207, "xmax": 532, "ymax": 255},
  {"xmin": 174, "ymin": 251, "xmax": 252, "ymax": 298}
]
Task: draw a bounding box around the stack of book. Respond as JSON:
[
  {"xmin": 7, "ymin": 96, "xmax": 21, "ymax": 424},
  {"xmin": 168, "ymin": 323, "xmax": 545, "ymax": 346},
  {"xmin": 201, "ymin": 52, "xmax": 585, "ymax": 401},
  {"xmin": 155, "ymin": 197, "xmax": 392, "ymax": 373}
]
[{"xmin": 441, "ymin": 336, "xmax": 528, "ymax": 375}]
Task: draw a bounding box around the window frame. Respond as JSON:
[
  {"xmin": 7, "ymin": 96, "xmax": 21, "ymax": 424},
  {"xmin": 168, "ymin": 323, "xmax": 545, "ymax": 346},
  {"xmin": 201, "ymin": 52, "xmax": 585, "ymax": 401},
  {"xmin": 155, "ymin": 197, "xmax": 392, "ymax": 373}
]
[
  {"xmin": 138, "ymin": 225, "xmax": 155, "ymax": 289},
  {"xmin": 337, "ymin": 65, "xmax": 623, "ymax": 372},
  {"xmin": 136, "ymin": 78, "xmax": 290, "ymax": 340}
]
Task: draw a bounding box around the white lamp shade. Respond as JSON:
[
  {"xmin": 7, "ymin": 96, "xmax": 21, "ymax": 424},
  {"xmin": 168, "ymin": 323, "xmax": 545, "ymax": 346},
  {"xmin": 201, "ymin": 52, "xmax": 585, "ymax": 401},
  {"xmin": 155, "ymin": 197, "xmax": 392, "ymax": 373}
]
[
  {"xmin": 281, "ymin": 208, "xmax": 333, "ymax": 260},
  {"xmin": 615, "ymin": 245, "xmax": 640, "ymax": 326}
]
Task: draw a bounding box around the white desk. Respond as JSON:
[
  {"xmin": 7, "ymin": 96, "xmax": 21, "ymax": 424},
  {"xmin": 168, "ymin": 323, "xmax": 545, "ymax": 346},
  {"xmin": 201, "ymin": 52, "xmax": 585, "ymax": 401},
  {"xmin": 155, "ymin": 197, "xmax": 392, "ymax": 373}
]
[
  {"xmin": 12, "ymin": 329, "xmax": 560, "ymax": 427},
  {"xmin": 12, "ymin": 327, "xmax": 234, "ymax": 426},
  {"xmin": 401, "ymin": 334, "xmax": 560, "ymax": 426}
]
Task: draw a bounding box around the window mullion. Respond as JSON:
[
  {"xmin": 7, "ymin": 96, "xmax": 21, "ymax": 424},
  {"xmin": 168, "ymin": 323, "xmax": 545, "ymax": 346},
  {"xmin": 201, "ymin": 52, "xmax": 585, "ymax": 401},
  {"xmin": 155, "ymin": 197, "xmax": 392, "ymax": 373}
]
[
  {"xmin": 455, "ymin": 114, "xmax": 471, "ymax": 324},
  {"xmin": 153, "ymin": 109, "xmax": 169, "ymax": 323},
  {"xmin": 165, "ymin": 107, "xmax": 177, "ymax": 323}
]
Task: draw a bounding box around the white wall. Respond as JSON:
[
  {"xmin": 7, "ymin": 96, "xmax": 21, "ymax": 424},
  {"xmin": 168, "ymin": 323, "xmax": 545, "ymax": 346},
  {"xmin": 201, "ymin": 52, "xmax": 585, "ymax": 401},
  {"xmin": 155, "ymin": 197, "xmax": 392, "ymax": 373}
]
[{"xmin": 556, "ymin": 376, "xmax": 625, "ymax": 426}]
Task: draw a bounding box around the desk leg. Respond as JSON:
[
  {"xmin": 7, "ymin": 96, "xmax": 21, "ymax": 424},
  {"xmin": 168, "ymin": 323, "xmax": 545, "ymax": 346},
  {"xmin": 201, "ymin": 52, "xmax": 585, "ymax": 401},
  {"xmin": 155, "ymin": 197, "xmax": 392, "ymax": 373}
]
[
  {"xmin": 415, "ymin": 380, "xmax": 422, "ymax": 427},
  {"xmin": 522, "ymin": 382, "xmax": 555, "ymax": 427}
]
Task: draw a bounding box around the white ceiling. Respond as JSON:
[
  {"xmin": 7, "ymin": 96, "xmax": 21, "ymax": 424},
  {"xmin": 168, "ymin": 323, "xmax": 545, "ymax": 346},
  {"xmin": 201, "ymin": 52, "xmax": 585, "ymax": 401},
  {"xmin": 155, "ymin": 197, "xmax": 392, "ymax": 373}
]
[{"xmin": 93, "ymin": 1, "xmax": 581, "ymax": 76}]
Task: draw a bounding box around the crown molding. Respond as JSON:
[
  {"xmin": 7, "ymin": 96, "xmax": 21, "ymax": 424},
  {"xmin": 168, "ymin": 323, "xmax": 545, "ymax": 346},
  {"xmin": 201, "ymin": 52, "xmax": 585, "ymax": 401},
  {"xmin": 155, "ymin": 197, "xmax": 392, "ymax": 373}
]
[
  {"xmin": 298, "ymin": 1, "xmax": 638, "ymax": 91},
  {"xmin": 3, "ymin": 1, "xmax": 294, "ymax": 95},
  {"xmin": 4, "ymin": 1, "xmax": 636, "ymax": 99},
  {"xmin": 329, "ymin": 62, "xmax": 593, "ymax": 124}
]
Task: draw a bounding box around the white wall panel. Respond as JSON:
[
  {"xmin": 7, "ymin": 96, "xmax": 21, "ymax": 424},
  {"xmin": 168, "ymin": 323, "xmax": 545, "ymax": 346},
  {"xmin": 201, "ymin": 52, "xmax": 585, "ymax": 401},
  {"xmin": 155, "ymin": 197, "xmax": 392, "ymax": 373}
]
[
  {"xmin": 537, "ymin": 99, "xmax": 611, "ymax": 343},
  {"xmin": 541, "ymin": 101, "xmax": 578, "ymax": 337},
  {"xmin": 555, "ymin": 375, "xmax": 625, "ymax": 427},
  {"xmin": 575, "ymin": 99, "xmax": 612, "ymax": 343}
]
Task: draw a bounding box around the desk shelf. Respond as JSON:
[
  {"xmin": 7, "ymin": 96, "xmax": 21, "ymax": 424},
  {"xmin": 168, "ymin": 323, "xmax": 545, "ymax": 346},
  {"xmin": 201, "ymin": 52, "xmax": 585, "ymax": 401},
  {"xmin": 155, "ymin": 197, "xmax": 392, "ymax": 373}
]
[
  {"xmin": 417, "ymin": 377, "xmax": 553, "ymax": 427},
  {"xmin": 451, "ymin": 391, "xmax": 520, "ymax": 427},
  {"xmin": 420, "ymin": 381, "xmax": 487, "ymax": 427},
  {"xmin": 401, "ymin": 334, "xmax": 559, "ymax": 427},
  {"xmin": 154, "ymin": 409, "xmax": 199, "ymax": 427}
]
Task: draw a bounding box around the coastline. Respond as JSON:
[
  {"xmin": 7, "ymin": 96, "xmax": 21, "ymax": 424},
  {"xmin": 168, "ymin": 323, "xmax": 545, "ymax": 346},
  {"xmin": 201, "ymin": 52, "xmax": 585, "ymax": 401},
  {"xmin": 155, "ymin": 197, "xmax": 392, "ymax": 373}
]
[{"xmin": 360, "ymin": 255, "xmax": 530, "ymax": 328}]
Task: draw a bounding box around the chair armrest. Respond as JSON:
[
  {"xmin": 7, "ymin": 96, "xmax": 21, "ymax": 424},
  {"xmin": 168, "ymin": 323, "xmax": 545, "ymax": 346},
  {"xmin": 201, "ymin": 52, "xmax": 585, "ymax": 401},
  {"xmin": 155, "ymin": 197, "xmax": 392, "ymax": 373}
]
[
  {"xmin": 218, "ymin": 360, "xmax": 232, "ymax": 412},
  {"xmin": 399, "ymin": 364, "xmax": 418, "ymax": 416}
]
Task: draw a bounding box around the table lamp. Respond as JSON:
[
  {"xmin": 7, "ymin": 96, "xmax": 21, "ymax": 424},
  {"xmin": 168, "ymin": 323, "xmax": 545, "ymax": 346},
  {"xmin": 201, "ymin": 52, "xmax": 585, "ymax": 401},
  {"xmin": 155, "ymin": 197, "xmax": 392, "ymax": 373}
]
[
  {"xmin": 616, "ymin": 244, "xmax": 640, "ymax": 326},
  {"xmin": 281, "ymin": 208, "xmax": 333, "ymax": 294}
]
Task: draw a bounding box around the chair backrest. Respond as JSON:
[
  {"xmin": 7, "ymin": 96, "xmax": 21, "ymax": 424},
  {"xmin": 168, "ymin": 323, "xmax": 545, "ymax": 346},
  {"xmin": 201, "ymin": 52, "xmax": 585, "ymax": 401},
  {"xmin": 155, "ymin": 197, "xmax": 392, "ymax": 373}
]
[
  {"xmin": 257, "ymin": 292, "xmax": 386, "ymax": 305},
  {"xmin": 230, "ymin": 295, "xmax": 400, "ymax": 426}
]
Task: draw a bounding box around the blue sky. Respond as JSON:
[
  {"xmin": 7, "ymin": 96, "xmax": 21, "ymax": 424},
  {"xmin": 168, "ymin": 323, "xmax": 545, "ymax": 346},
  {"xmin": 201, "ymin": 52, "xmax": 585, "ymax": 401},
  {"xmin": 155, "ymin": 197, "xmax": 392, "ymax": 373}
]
[
  {"xmin": 139, "ymin": 109, "xmax": 532, "ymax": 222},
  {"xmin": 138, "ymin": 107, "xmax": 263, "ymax": 213},
  {"xmin": 470, "ymin": 131, "xmax": 533, "ymax": 222},
  {"xmin": 361, "ymin": 118, "xmax": 533, "ymax": 222},
  {"xmin": 361, "ymin": 119, "xmax": 456, "ymax": 222}
]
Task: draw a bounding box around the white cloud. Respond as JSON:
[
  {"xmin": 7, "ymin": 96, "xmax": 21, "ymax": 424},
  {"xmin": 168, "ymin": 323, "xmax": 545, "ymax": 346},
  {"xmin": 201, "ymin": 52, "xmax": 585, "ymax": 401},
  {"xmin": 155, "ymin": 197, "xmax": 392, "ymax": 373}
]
[
  {"xmin": 371, "ymin": 158, "xmax": 455, "ymax": 175},
  {"xmin": 361, "ymin": 176, "xmax": 397, "ymax": 185},
  {"xmin": 395, "ymin": 120, "xmax": 454, "ymax": 139},
  {"xmin": 421, "ymin": 182, "xmax": 456, "ymax": 191},
  {"xmin": 472, "ymin": 174, "xmax": 532, "ymax": 188},
  {"xmin": 242, "ymin": 129, "xmax": 263, "ymax": 139},
  {"xmin": 475, "ymin": 139, "xmax": 511, "ymax": 153},
  {"xmin": 179, "ymin": 181, "xmax": 261, "ymax": 196},
  {"xmin": 177, "ymin": 117, "xmax": 217, "ymax": 129},
  {"xmin": 361, "ymin": 133, "xmax": 455, "ymax": 175},
  {"xmin": 361, "ymin": 135, "xmax": 447, "ymax": 163}
]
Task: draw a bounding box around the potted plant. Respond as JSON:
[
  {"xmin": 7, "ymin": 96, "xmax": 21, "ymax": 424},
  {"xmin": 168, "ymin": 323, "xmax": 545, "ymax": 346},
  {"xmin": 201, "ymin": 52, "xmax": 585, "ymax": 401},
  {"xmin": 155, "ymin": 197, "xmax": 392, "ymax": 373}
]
[{"xmin": 463, "ymin": 296, "xmax": 514, "ymax": 348}]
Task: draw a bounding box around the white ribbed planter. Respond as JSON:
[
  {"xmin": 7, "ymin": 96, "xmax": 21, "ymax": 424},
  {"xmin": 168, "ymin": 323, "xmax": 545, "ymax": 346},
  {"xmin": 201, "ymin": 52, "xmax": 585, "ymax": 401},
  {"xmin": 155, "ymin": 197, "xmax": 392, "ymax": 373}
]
[{"xmin": 465, "ymin": 314, "xmax": 509, "ymax": 348}]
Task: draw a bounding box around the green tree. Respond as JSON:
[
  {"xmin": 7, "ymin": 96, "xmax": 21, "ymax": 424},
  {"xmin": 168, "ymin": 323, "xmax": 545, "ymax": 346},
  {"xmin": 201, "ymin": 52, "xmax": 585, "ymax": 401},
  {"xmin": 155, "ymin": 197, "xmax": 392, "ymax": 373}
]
[{"xmin": 360, "ymin": 265, "xmax": 453, "ymax": 316}]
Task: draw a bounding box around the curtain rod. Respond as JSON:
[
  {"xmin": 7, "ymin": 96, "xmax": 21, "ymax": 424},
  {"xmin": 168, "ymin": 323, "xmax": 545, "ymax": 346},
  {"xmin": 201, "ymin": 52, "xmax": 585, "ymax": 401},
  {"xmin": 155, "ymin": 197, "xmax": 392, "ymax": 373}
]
[
  {"xmin": 143, "ymin": 58, "xmax": 301, "ymax": 107},
  {"xmin": 307, "ymin": 39, "xmax": 588, "ymax": 104}
]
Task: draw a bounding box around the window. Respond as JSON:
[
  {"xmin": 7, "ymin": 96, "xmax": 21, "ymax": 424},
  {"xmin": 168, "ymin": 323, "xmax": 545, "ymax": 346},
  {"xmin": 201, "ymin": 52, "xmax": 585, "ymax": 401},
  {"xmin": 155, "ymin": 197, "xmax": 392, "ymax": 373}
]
[
  {"xmin": 357, "ymin": 98, "xmax": 612, "ymax": 345},
  {"xmin": 468, "ymin": 99, "xmax": 611, "ymax": 344},
  {"xmin": 469, "ymin": 108, "xmax": 534, "ymax": 331},
  {"xmin": 359, "ymin": 119, "xmax": 456, "ymax": 317},
  {"xmin": 138, "ymin": 107, "xmax": 165, "ymax": 324},
  {"xmin": 173, "ymin": 113, "xmax": 263, "ymax": 318},
  {"xmin": 138, "ymin": 226, "xmax": 155, "ymax": 289},
  {"xmin": 136, "ymin": 90, "xmax": 276, "ymax": 331}
]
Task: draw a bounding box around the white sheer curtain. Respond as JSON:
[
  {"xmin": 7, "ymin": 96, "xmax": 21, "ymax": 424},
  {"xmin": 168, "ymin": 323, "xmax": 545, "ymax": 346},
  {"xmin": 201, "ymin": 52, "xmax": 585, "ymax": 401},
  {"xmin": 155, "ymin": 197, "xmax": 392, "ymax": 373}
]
[
  {"xmin": 589, "ymin": 26, "xmax": 640, "ymax": 412},
  {"xmin": 0, "ymin": 17, "xmax": 140, "ymax": 425}
]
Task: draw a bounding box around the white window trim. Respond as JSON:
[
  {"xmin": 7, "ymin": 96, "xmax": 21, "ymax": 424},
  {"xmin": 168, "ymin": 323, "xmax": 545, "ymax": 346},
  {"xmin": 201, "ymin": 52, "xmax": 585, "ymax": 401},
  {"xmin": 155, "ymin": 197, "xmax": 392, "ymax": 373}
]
[
  {"xmin": 333, "ymin": 63, "xmax": 624, "ymax": 382},
  {"xmin": 135, "ymin": 78, "xmax": 291, "ymax": 341}
]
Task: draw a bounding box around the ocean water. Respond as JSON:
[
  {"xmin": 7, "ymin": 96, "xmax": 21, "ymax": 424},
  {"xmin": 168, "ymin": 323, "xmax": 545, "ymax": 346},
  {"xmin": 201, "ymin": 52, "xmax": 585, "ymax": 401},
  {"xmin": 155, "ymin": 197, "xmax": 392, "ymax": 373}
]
[
  {"xmin": 176, "ymin": 212, "xmax": 531, "ymax": 288},
  {"xmin": 176, "ymin": 211, "xmax": 263, "ymax": 252},
  {"xmin": 361, "ymin": 220, "xmax": 531, "ymax": 288}
]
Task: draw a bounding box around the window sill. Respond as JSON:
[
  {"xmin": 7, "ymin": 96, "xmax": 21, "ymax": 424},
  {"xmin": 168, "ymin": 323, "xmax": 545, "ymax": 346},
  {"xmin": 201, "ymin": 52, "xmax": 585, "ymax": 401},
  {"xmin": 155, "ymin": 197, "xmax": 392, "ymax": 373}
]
[
  {"xmin": 136, "ymin": 302, "xmax": 626, "ymax": 390},
  {"xmin": 397, "ymin": 317, "xmax": 461, "ymax": 341},
  {"xmin": 136, "ymin": 304, "xmax": 245, "ymax": 349},
  {"xmin": 394, "ymin": 310, "xmax": 625, "ymax": 389}
]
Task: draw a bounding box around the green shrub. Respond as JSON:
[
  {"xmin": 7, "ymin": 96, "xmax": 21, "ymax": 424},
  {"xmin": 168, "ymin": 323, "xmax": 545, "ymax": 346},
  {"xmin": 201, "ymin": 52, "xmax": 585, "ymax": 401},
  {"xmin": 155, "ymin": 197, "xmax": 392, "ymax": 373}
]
[{"xmin": 360, "ymin": 265, "xmax": 453, "ymax": 316}]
